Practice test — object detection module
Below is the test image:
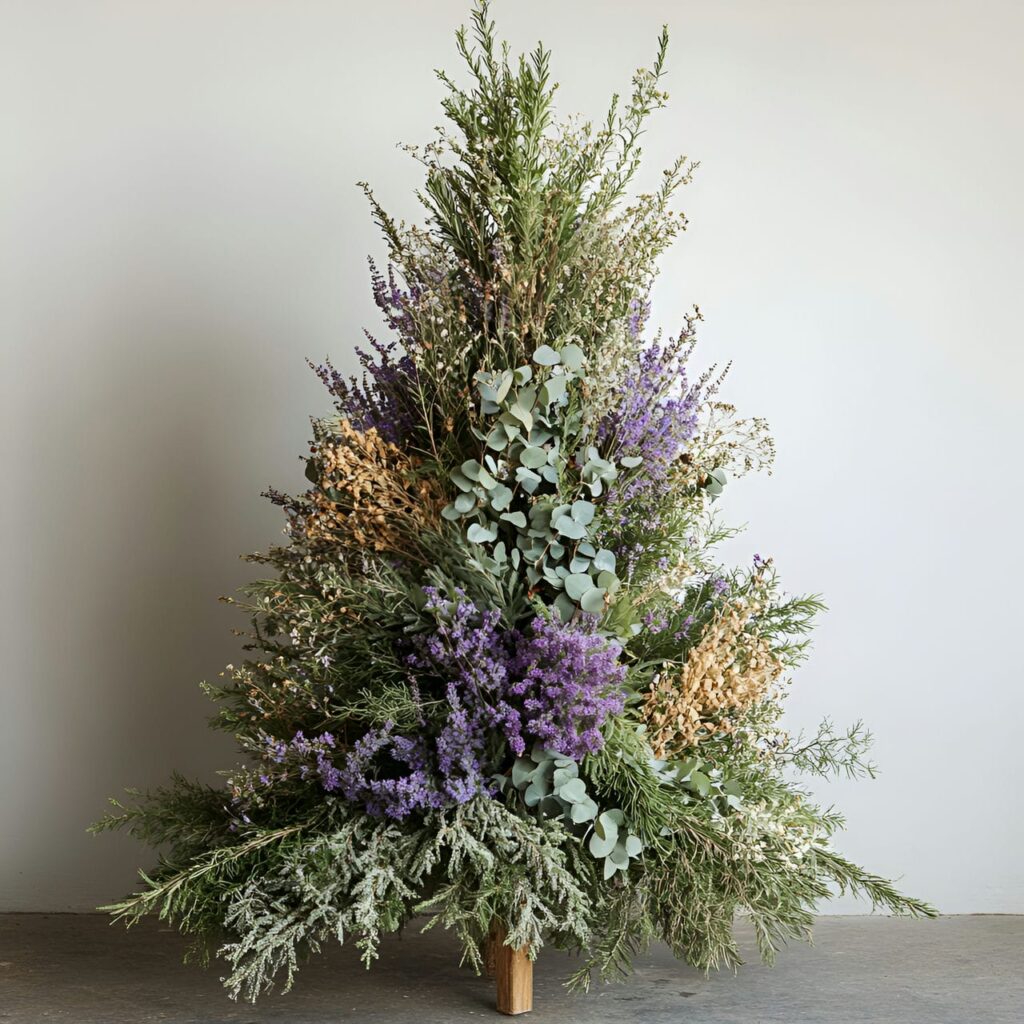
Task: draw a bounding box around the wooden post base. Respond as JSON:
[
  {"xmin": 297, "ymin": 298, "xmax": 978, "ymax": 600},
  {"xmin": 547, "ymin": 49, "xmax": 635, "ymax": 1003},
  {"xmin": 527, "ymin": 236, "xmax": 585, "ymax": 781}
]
[{"xmin": 490, "ymin": 922, "xmax": 533, "ymax": 1015}]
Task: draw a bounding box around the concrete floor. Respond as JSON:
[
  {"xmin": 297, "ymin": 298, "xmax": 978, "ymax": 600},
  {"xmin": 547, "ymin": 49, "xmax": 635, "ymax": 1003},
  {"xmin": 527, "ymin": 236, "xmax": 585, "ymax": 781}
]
[{"xmin": 0, "ymin": 914, "xmax": 1020, "ymax": 1023}]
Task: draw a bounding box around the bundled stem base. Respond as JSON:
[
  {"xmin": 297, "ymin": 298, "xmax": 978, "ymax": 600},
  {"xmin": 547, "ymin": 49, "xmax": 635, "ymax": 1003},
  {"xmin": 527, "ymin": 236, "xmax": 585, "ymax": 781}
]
[{"xmin": 490, "ymin": 921, "xmax": 533, "ymax": 1015}]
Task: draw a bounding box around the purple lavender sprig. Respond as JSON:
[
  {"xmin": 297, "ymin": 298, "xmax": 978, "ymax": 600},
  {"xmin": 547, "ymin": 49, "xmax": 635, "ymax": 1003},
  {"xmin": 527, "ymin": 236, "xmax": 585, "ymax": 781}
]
[
  {"xmin": 408, "ymin": 589, "xmax": 626, "ymax": 762},
  {"xmin": 309, "ymin": 333, "xmax": 418, "ymax": 444},
  {"xmin": 336, "ymin": 724, "xmax": 446, "ymax": 819},
  {"xmin": 369, "ymin": 258, "xmax": 421, "ymax": 348},
  {"xmin": 308, "ymin": 259, "xmax": 422, "ymax": 443},
  {"xmin": 599, "ymin": 328, "xmax": 701, "ymax": 506},
  {"xmin": 246, "ymin": 593, "xmax": 628, "ymax": 821},
  {"xmin": 506, "ymin": 616, "xmax": 626, "ymax": 760}
]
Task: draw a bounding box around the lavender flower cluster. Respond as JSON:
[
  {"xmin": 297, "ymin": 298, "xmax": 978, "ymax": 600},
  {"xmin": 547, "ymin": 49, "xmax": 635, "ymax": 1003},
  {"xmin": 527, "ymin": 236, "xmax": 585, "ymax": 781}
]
[
  {"xmin": 253, "ymin": 590, "xmax": 627, "ymax": 821},
  {"xmin": 309, "ymin": 260, "xmax": 424, "ymax": 444},
  {"xmin": 368, "ymin": 258, "xmax": 421, "ymax": 349},
  {"xmin": 310, "ymin": 334, "xmax": 418, "ymax": 445},
  {"xmin": 336, "ymin": 726, "xmax": 443, "ymax": 819},
  {"xmin": 252, "ymin": 727, "xmax": 444, "ymax": 820},
  {"xmin": 263, "ymin": 730, "xmax": 342, "ymax": 790},
  {"xmin": 408, "ymin": 589, "xmax": 626, "ymax": 762},
  {"xmin": 505, "ymin": 615, "xmax": 627, "ymax": 758},
  {"xmin": 600, "ymin": 323, "xmax": 701, "ymax": 507}
]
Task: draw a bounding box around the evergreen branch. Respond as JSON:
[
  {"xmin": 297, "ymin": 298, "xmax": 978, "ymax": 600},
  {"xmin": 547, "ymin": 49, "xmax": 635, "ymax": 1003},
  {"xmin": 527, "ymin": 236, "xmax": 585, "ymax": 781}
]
[{"xmin": 816, "ymin": 850, "xmax": 938, "ymax": 918}]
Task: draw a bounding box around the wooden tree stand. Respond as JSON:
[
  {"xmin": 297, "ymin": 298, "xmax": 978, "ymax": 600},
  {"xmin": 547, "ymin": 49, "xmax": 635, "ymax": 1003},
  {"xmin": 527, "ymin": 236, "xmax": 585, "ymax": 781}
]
[{"xmin": 485, "ymin": 921, "xmax": 533, "ymax": 1015}]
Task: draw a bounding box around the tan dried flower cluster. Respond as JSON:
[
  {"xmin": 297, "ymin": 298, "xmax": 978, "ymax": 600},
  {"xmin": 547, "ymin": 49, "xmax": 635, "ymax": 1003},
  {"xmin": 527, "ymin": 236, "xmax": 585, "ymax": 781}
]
[
  {"xmin": 300, "ymin": 419, "xmax": 443, "ymax": 555},
  {"xmin": 643, "ymin": 594, "xmax": 784, "ymax": 759}
]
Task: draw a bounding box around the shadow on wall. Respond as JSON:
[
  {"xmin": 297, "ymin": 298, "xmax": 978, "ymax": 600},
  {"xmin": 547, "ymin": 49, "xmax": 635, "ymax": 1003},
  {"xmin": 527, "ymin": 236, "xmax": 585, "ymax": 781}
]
[{"xmin": 4, "ymin": 281, "xmax": 318, "ymax": 910}]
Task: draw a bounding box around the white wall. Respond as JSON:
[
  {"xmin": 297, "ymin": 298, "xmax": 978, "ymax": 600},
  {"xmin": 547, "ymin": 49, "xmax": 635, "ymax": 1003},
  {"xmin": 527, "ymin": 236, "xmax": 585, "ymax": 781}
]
[{"xmin": 3, "ymin": 0, "xmax": 1021, "ymax": 914}]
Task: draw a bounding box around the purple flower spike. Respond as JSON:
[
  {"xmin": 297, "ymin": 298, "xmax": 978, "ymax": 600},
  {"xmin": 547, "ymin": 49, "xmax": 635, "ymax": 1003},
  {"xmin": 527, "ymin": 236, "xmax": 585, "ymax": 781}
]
[{"xmin": 599, "ymin": 332, "xmax": 701, "ymax": 506}]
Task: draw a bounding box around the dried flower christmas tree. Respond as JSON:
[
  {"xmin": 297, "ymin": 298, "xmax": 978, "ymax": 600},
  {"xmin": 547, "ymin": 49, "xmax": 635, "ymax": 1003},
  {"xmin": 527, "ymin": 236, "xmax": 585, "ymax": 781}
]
[{"xmin": 94, "ymin": 1, "xmax": 933, "ymax": 1011}]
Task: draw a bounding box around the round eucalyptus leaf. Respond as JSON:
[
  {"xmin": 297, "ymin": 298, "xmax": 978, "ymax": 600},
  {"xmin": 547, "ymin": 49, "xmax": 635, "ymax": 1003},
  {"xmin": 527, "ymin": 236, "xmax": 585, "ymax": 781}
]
[
  {"xmin": 495, "ymin": 370, "xmax": 514, "ymax": 403},
  {"xmin": 454, "ymin": 492, "xmax": 477, "ymax": 514},
  {"xmin": 571, "ymin": 798, "xmax": 599, "ymax": 824},
  {"xmin": 526, "ymin": 747, "xmax": 546, "ymax": 769},
  {"xmin": 559, "ymin": 343, "xmax": 586, "ymax": 372},
  {"xmin": 524, "ymin": 781, "xmax": 546, "ymax": 807},
  {"xmin": 508, "ymin": 405, "xmax": 533, "ymax": 432},
  {"xmin": 485, "ymin": 426, "xmax": 507, "ymax": 451},
  {"xmin": 532, "ymin": 344, "xmax": 561, "ymax": 366},
  {"xmin": 571, "ymin": 499, "xmax": 595, "ymax": 525},
  {"xmin": 516, "ymin": 469, "xmax": 542, "ymax": 494},
  {"xmin": 558, "ymin": 778, "xmax": 588, "ymax": 804},
  {"xmin": 608, "ymin": 843, "xmax": 630, "ymax": 870},
  {"xmin": 554, "ymin": 515, "xmax": 587, "ymax": 540},
  {"xmin": 565, "ymin": 573, "xmax": 594, "ymax": 601},
  {"xmin": 590, "ymin": 830, "xmax": 617, "ymax": 859},
  {"xmin": 594, "ymin": 813, "xmax": 620, "ymax": 842},
  {"xmin": 553, "ymin": 593, "xmax": 576, "ymax": 622},
  {"xmin": 540, "ymin": 376, "xmax": 567, "ymax": 405},
  {"xmin": 512, "ymin": 758, "xmax": 535, "ymax": 788},
  {"xmin": 489, "ymin": 484, "xmax": 513, "ymax": 511},
  {"xmin": 450, "ymin": 470, "xmax": 474, "ymax": 492},
  {"xmin": 520, "ymin": 446, "xmax": 548, "ymax": 469},
  {"xmin": 467, "ymin": 523, "xmax": 497, "ymax": 544}
]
